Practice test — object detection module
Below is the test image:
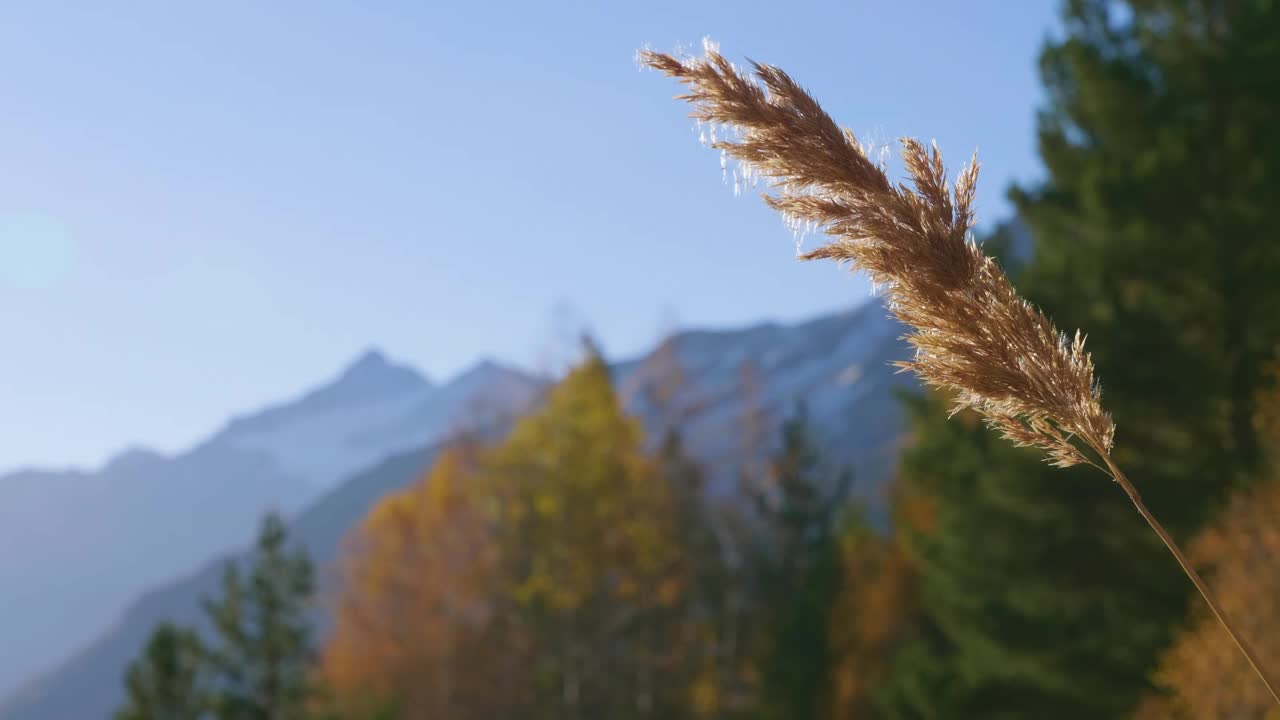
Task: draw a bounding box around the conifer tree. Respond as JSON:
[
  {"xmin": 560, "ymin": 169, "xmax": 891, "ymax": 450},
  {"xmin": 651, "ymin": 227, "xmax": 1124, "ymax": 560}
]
[
  {"xmin": 752, "ymin": 405, "xmax": 851, "ymax": 720},
  {"xmin": 117, "ymin": 513, "xmax": 320, "ymax": 720},
  {"xmin": 657, "ymin": 428, "xmax": 730, "ymax": 719},
  {"xmin": 204, "ymin": 512, "xmax": 317, "ymax": 720},
  {"xmin": 115, "ymin": 623, "xmax": 209, "ymax": 720}
]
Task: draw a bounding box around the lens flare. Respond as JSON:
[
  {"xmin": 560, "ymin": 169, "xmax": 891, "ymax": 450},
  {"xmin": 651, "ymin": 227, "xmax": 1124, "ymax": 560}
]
[{"xmin": 0, "ymin": 213, "xmax": 74, "ymax": 289}]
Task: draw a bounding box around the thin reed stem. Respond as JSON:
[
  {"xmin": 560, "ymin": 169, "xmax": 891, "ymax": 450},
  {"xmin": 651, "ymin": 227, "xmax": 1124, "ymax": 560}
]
[{"xmin": 1085, "ymin": 436, "xmax": 1280, "ymax": 708}]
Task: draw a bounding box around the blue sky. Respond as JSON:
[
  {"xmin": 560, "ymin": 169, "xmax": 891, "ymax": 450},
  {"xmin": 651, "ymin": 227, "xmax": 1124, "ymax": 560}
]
[{"xmin": 0, "ymin": 1, "xmax": 1059, "ymax": 470}]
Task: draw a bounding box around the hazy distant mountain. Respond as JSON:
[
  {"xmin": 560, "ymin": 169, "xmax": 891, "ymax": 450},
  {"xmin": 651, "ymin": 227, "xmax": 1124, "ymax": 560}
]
[
  {"xmin": 0, "ymin": 352, "xmax": 541, "ymax": 706},
  {"xmin": 215, "ymin": 350, "xmax": 536, "ymax": 492},
  {"xmin": 616, "ymin": 299, "xmax": 912, "ymax": 502},
  {"xmin": 0, "ymin": 300, "xmax": 914, "ymax": 719},
  {"xmin": 0, "ymin": 446, "xmax": 438, "ymax": 720},
  {"xmin": 0, "ymin": 444, "xmax": 308, "ymax": 709}
]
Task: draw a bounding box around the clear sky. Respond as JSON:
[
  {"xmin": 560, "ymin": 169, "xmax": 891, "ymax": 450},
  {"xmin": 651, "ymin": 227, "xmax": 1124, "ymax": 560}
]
[{"xmin": 0, "ymin": 1, "xmax": 1059, "ymax": 471}]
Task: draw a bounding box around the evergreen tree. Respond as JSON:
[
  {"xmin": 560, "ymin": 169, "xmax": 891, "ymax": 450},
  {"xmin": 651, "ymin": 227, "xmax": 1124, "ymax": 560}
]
[
  {"xmin": 116, "ymin": 623, "xmax": 209, "ymax": 720},
  {"xmin": 657, "ymin": 428, "xmax": 731, "ymax": 719},
  {"xmin": 753, "ymin": 405, "xmax": 851, "ymax": 720},
  {"xmin": 116, "ymin": 513, "xmax": 320, "ymax": 720},
  {"xmin": 204, "ymin": 512, "xmax": 317, "ymax": 720},
  {"xmin": 882, "ymin": 1, "xmax": 1280, "ymax": 717},
  {"xmin": 661, "ymin": 429, "xmax": 724, "ymax": 619}
]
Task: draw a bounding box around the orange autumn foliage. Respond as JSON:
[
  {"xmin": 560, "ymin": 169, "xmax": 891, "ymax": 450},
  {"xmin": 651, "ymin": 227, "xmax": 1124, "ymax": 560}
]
[
  {"xmin": 1135, "ymin": 375, "xmax": 1280, "ymax": 720},
  {"xmin": 322, "ymin": 351, "xmax": 695, "ymax": 719},
  {"xmin": 1140, "ymin": 477, "xmax": 1280, "ymax": 720},
  {"xmin": 321, "ymin": 443, "xmax": 530, "ymax": 719},
  {"xmin": 828, "ymin": 516, "xmax": 916, "ymax": 720}
]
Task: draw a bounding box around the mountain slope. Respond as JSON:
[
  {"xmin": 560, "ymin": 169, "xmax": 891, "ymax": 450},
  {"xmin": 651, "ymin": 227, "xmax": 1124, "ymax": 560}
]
[
  {"xmin": 0, "ymin": 353, "xmax": 540, "ymax": 704},
  {"xmin": 0, "ymin": 300, "xmax": 914, "ymax": 719},
  {"xmin": 0, "ymin": 444, "xmax": 308, "ymax": 706},
  {"xmin": 209, "ymin": 350, "xmax": 539, "ymax": 493},
  {"xmin": 616, "ymin": 299, "xmax": 911, "ymax": 503}
]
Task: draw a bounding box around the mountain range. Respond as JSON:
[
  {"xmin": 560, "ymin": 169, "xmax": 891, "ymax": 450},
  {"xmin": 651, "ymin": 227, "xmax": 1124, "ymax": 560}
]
[
  {"xmin": 0, "ymin": 352, "xmax": 542, "ymax": 708},
  {"xmin": 0, "ymin": 298, "xmax": 916, "ymax": 719}
]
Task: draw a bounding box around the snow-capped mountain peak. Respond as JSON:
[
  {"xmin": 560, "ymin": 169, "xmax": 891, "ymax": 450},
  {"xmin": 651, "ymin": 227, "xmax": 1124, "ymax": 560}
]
[{"xmin": 212, "ymin": 351, "xmax": 539, "ymax": 490}]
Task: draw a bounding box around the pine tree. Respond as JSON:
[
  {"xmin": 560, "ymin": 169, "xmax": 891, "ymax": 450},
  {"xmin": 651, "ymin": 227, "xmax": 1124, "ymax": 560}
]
[
  {"xmin": 657, "ymin": 428, "xmax": 730, "ymax": 719},
  {"xmin": 881, "ymin": 1, "xmax": 1280, "ymax": 717},
  {"xmin": 116, "ymin": 514, "xmax": 320, "ymax": 720},
  {"xmin": 115, "ymin": 623, "xmax": 209, "ymax": 720},
  {"xmin": 204, "ymin": 512, "xmax": 317, "ymax": 720},
  {"xmin": 752, "ymin": 405, "xmax": 851, "ymax": 720}
]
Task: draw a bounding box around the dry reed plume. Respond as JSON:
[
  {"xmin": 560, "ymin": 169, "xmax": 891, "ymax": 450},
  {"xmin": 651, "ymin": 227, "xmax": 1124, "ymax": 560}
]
[{"xmin": 640, "ymin": 40, "xmax": 1280, "ymax": 708}]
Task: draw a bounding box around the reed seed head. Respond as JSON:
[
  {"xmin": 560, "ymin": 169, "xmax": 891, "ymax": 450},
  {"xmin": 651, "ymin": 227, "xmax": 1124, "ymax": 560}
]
[{"xmin": 641, "ymin": 44, "xmax": 1115, "ymax": 466}]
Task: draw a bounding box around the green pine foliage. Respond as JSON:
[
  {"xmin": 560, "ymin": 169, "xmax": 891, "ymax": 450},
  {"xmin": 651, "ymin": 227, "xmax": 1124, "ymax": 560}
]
[
  {"xmin": 116, "ymin": 623, "xmax": 209, "ymax": 720},
  {"xmin": 204, "ymin": 512, "xmax": 317, "ymax": 720},
  {"xmin": 753, "ymin": 405, "xmax": 851, "ymax": 720},
  {"xmin": 657, "ymin": 428, "xmax": 731, "ymax": 718},
  {"xmin": 117, "ymin": 512, "xmax": 321, "ymax": 720}
]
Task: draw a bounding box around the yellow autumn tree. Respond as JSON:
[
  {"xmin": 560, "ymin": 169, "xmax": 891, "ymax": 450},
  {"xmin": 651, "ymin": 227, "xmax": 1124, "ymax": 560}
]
[
  {"xmin": 485, "ymin": 345, "xmax": 688, "ymax": 719},
  {"xmin": 323, "ymin": 346, "xmax": 696, "ymax": 719},
  {"xmin": 321, "ymin": 442, "xmax": 530, "ymax": 719}
]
